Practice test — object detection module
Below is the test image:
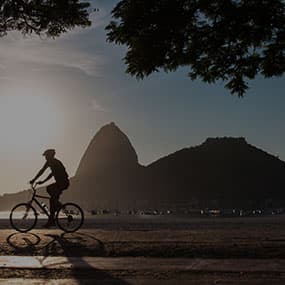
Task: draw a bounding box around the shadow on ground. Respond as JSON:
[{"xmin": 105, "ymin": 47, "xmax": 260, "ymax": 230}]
[
  {"xmin": 6, "ymin": 232, "xmax": 129, "ymax": 284},
  {"xmin": 6, "ymin": 231, "xmax": 105, "ymax": 256},
  {"xmin": 3, "ymin": 227, "xmax": 285, "ymax": 258}
]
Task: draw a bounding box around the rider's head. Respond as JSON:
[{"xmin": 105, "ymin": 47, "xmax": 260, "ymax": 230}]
[{"xmin": 42, "ymin": 149, "xmax": 56, "ymax": 161}]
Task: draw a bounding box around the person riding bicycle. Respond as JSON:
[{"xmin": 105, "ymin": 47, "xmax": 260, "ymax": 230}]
[{"xmin": 30, "ymin": 149, "xmax": 69, "ymax": 228}]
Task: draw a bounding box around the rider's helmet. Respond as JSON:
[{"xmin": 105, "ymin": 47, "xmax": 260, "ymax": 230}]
[{"xmin": 42, "ymin": 149, "xmax": 56, "ymax": 157}]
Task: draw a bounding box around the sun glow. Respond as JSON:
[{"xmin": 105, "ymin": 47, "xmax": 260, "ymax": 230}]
[{"xmin": 0, "ymin": 94, "xmax": 63, "ymax": 152}]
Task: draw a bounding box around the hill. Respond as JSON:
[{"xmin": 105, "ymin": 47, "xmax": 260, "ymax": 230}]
[
  {"xmin": 63, "ymin": 122, "xmax": 146, "ymax": 209},
  {"xmin": 147, "ymin": 137, "xmax": 285, "ymax": 208},
  {"xmin": 1, "ymin": 124, "xmax": 285, "ymax": 210}
]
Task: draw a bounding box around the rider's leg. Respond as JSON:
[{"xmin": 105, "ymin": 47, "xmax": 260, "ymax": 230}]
[
  {"xmin": 54, "ymin": 181, "xmax": 69, "ymax": 211},
  {"xmin": 47, "ymin": 184, "xmax": 62, "ymax": 224},
  {"xmin": 45, "ymin": 181, "xmax": 69, "ymax": 227},
  {"xmin": 50, "ymin": 194, "xmax": 60, "ymax": 222}
]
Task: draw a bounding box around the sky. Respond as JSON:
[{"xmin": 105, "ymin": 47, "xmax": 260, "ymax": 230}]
[{"xmin": 0, "ymin": 0, "xmax": 284, "ymax": 194}]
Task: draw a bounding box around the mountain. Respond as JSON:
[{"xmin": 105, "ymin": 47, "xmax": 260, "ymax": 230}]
[
  {"xmin": 57, "ymin": 127, "xmax": 285, "ymax": 209},
  {"xmin": 63, "ymin": 122, "xmax": 145, "ymax": 209},
  {"xmin": 146, "ymin": 137, "xmax": 285, "ymax": 208},
  {"xmin": 1, "ymin": 123, "xmax": 285, "ymax": 211},
  {"xmin": 76, "ymin": 122, "xmax": 139, "ymax": 177}
]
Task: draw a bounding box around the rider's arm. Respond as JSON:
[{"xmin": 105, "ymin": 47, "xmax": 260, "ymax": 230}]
[
  {"xmin": 39, "ymin": 172, "xmax": 53, "ymax": 184},
  {"xmin": 30, "ymin": 162, "xmax": 48, "ymax": 183}
]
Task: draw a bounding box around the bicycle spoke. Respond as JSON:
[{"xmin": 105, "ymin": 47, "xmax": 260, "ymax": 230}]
[
  {"xmin": 56, "ymin": 203, "xmax": 84, "ymax": 233},
  {"xmin": 10, "ymin": 203, "xmax": 37, "ymax": 232}
]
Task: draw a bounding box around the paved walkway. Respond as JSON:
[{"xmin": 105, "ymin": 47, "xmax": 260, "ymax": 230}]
[
  {"xmin": 0, "ymin": 257, "xmax": 284, "ymax": 284},
  {"xmin": 0, "ymin": 256, "xmax": 284, "ymax": 272},
  {"xmin": 0, "ymin": 280, "xmax": 285, "ymax": 285},
  {"xmin": 0, "ymin": 221, "xmax": 284, "ymax": 284}
]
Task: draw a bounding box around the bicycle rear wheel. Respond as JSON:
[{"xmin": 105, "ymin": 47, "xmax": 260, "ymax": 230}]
[
  {"xmin": 10, "ymin": 203, "xmax": 37, "ymax": 232},
  {"xmin": 56, "ymin": 203, "xmax": 84, "ymax": 233}
]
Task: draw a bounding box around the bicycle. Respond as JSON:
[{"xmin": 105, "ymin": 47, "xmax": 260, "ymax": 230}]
[{"xmin": 10, "ymin": 183, "xmax": 84, "ymax": 233}]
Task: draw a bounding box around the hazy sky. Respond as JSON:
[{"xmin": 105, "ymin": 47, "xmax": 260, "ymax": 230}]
[{"xmin": 0, "ymin": 0, "xmax": 284, "ymax": 194}]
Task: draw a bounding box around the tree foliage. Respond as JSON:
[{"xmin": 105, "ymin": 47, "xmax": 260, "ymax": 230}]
[
  {"xmin": 0, "ymin": 0, "xmax": 91, "ymax": 38},
  {"xmin": 106, "ymin": 0, "xmax": 285, "ymax": 96}
]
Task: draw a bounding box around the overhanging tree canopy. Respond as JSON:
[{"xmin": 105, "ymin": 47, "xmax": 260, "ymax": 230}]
[
  {"xmin": 106, "ymin": 0, "xmax": 285, "ymax": 96},
  {"xmin": 0, "ymin": 0, "xmax": 91, "ymax": 37}
]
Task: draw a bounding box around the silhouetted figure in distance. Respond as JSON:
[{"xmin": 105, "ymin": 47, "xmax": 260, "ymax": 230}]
[{"xmin": 30, "ymin": 149, "xmax": 69, "ymax": 228}]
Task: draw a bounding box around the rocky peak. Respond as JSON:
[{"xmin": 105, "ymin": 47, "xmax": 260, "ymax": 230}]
[
  {"xmin": 75, "ymin": 122, "xmax": 139, "ymax": 177},
  {"xmin": 203, "ymin": 137, "xmax": 247, "ymax": 146}
]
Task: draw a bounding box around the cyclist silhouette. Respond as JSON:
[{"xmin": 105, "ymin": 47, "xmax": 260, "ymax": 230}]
[{"xmin": 30, "ymin": 149, "xmax": 69, "ymax": 228}]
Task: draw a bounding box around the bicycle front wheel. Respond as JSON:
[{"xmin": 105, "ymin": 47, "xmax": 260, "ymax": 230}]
[
  {"xmin": 56, "ymin": 203, "xmax": 84, "ymax": 233},
  {"xmin": 10, "ymin": 203, "xmax": 37, "ymax": 232}
]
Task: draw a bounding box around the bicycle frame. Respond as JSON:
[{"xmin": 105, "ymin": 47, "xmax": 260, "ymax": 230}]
[
  {"xmin": 11, "ymin": 183, "xmax": 84, "ymax": 233},
  {"xmin": 29, "ymin": 184, "xmax": 51, "ymax": 218}
]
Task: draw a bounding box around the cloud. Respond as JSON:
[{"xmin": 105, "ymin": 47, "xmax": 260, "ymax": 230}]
[
  {"xmin": 0, "ymin": 38, "xmax": 107, "ymax": 77},
  {"xmin": 90, "ymin": 98, "xmax": 108, "ymax": 112},
  {"xmin": 0, "ymin": 1, "xmax": 117, "ymax": 81},
  {"xmin": 0, "ymin": 9, "xmax": 111, "ymax": 78}
]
